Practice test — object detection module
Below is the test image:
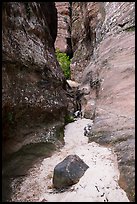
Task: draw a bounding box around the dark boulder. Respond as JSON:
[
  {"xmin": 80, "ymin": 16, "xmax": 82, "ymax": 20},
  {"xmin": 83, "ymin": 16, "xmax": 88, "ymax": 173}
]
[{"xmin": 53, "ymin": 154, "xmax": 89, "ymax": 189}]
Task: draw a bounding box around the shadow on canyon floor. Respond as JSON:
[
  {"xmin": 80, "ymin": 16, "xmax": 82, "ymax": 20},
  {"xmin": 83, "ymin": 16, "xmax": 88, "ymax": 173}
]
[{"xmin": 2, "ymin": 142, "xmax": 57, "ymax": 202}]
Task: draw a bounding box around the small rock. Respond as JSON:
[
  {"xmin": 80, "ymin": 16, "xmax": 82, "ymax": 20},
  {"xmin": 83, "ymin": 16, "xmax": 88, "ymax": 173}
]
[
  {"xmin": 73, "ymin": 110, "xmax": 82, "ymax": 118},
  {"xmin": 84, "ymin": 124, "xmax": 92, "ymax": 136}
]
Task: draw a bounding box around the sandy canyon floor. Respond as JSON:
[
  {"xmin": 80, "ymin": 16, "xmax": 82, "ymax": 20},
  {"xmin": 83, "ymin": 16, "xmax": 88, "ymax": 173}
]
[{"xmin": 11, "ymin": 118, "xmax": 129, "ymax": 202}]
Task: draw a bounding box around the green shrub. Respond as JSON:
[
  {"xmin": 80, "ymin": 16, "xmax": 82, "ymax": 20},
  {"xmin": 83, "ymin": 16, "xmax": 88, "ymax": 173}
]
[
  {"xmin": 64, "ymin": 114, "xmax": 75, "ymax": 125},
  {"xmin": 55, "ymin": 48, "xmax": 71, "ymax": 79}
]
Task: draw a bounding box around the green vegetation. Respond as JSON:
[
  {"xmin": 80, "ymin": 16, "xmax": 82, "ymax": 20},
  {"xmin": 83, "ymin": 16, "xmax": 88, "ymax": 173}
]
[
  {"xmin": 55, "ymin": 48, "xmax": 71, "ymax": 79},
  {"xmin": 124, "ymin": 26, "xmax": 135, "ymax": 32},
  {"xmin": 64, "ymin": 114, "xmax": 75, "ymax": 125}
]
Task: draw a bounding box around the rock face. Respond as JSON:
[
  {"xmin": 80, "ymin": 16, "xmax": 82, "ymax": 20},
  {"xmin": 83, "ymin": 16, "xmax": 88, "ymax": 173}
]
[
  {"xmin": 70, "ymin": 2, "xmax": 104, "ymax": 82},
  {"xmin": 55, "ymin": 2, "xmax": 73, "ymax": 58},
  {"xmin": 2, "ymin": 3, "xmax": 73, "ymax": 201},
  {"xmin": 2, "ymin": 2, "xmax": 69, "ymax": 159},
  {"xmin": 53, "ymin": 154, "xmax": 89, "ymax": 189},
  {"xmin": 70, "ymin": 2, "xmax": 135, "ymax": 202}
]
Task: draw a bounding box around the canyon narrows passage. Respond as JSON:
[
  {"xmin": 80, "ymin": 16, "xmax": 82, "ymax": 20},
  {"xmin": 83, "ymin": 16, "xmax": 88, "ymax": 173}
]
[{"xmin": 2, "ymin": 2, "xmax": 135, "ymax": 202}]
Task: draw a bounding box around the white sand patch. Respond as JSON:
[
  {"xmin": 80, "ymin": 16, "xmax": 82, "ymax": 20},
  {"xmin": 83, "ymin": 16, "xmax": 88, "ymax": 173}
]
[
  {"xmin": 64, "ymin": 118, "xmax": 93, "ymax": 148},
  {"xmin": 11, "ymin": 118, "xmax": 129, "ymax": 202}
]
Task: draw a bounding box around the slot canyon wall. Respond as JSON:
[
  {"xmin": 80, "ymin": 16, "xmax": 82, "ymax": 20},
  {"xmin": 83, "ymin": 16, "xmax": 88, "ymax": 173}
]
[
  {"xmin": 70, "ymin": 2, "xmax": 135, "ymax": 202},
  {"xmin": 54, "ymin": 2, "xmax": 72, "ymax": 58},
  {"xmin": 2, "ymin": 2, "xmax": 69, "ymax": 159}
]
